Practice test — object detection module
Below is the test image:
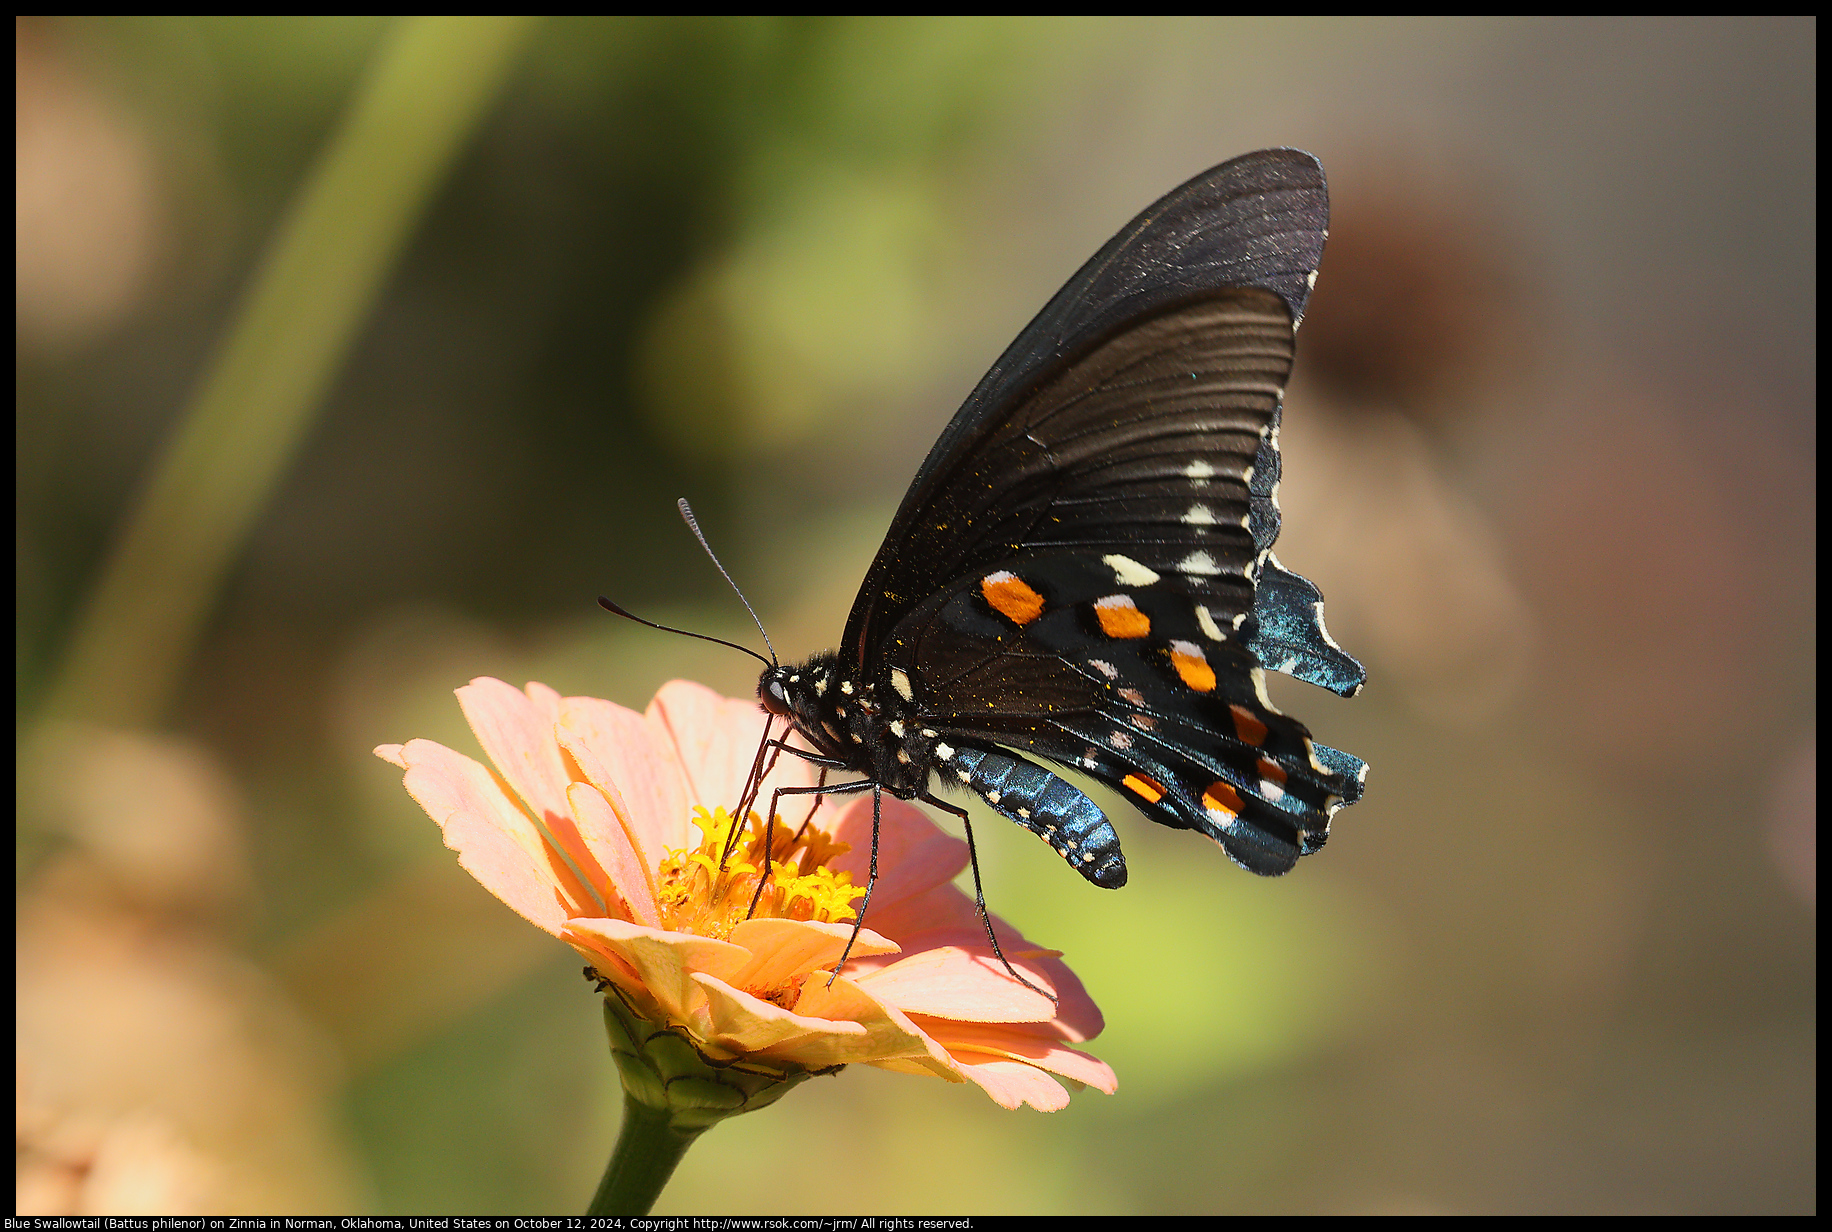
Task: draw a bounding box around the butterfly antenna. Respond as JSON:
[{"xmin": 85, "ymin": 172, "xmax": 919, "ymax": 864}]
[
  {"xmin": 595, "ymin": 596, "xmax": 773, "ymax": 669},
  {"xmin": 677, "ymin": 498, "xmax": 778, "ymax": 667}
]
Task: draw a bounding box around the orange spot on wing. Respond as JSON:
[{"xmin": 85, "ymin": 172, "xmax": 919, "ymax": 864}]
[
  {"xmin": 980, "ymin": 571, "xmax": 1045, "ymax": 625},
  {"xmin": 1202, "ymin": 781, "xmax": 1244, "ymax": 820},
  {"xmin": 1169, "ymin": 642, "xmax": 1217, "ymax": 692},
  {"xmin": 1229, "ymin": 704, "xmax": 1268, "ymax": 747},
  {"xmin": 1122, "ymin": 773, "xmax": 1166, "ymax": 804},
  {"xmin": 1094, "ymin": 595, "xmax": 1150, "ymax": 639},
  {"xmin": 1255, "ymin": 757, "xmax": 1287, "ymax": 785}
]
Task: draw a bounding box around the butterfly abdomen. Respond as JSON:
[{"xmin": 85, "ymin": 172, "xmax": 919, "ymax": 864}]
[{"xmin": 938, "ymin": 745, "xmax": 1127, "ymax": 888}]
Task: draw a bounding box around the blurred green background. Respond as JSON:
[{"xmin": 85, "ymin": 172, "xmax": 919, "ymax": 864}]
[{"xmin": 16, "ymin": 16, "xmax": 1814, "ymax": 1215}]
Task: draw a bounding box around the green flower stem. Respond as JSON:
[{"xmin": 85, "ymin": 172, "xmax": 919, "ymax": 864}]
[
  {"xmin": 588, "ymin": 1093, "xmax": 706, "ymax": 1217},
  {"xmin": 589, "ymin": 980, "xmax": 835, "ymax": 1214},
  {"xmin": 44, "ymin": 15, "xmax": 539, "ymax": 727}
]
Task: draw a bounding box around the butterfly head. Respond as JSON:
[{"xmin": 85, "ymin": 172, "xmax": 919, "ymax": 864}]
[{"xmin": 757, "ymin": 651, "xmax": 855, "ymax": 763}]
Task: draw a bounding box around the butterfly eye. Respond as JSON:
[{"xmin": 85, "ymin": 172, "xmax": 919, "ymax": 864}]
[{"xmin": 760, "ymin": 674, "xmax": 793, "ymax": 716}]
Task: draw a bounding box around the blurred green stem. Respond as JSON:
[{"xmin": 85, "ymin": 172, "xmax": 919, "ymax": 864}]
[{"xmin": 42, "ymin": 15, "xmax": 540, "ymax": 728}]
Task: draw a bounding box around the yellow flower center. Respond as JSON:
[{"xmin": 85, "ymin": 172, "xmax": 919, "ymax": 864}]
[{"xmin": 656, "ymin": 806, "xmax": 865, "ymax": 941}]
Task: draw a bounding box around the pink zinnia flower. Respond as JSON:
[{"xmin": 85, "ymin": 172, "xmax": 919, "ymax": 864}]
[{"xmin": 375, "ymin": 677, "xmax": 1114, "ymax": 1111}]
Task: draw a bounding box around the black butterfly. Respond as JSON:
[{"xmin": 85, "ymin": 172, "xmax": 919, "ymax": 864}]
[{"xmin": 743, "ymin": 149, "xmax": 1365, "ymax": 923}]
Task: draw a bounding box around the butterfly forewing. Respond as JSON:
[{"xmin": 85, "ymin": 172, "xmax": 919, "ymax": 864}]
[{"xmin": 845, "ymin": 149, "xmax": 1330, "ymax": 665}]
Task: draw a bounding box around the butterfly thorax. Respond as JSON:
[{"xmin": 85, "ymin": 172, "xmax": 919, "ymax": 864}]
[{"xmin": 758, "ymin": 652, "xmax": 936, "ymax": 798}]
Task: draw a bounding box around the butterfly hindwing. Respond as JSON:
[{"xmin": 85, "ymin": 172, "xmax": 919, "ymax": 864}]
[{"xmin": 907, "ymin": 549, "xmax": 1362, "ymax": 875}]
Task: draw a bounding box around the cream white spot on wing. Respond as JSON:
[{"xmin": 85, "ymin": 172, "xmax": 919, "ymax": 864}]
[
  {"xmin": 1088, "ymin": 659, "xmax": 1119, "ymax": 679},
  {"xmin": 1185, "ymin": 459, "xmax": 1216, "ymax": 480},
  {"xmin": 1259, "ymin": 778, "xmax": 1286, "ymax": 803},
  {"xmin": 1195, "ymin": 605, "xmax": 1226, "ymax": 641},
  {"xmin": 1109, "ymin": 730, "xmax": 1134, "ymax": 750},
  {"xmin": 1182, "ymin": 503, "xmax": 1217, "ymax": 526},
  {"xmin": 1251, "ymin": 667, "xmax": 1283, "ymax": 713},
  {"xmin": 1103, "ymin": 554, "xmax": 1161, "ymax": 587},
  {"xmin": 1178, "ymin": 551, "xmax": 1220, "ymax": 576},
  {"xmin": 890, "ymin": 668, "xmax": 914, "ymax": 702}
]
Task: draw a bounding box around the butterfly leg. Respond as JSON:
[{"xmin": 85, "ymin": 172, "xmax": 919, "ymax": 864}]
[
  {"xmin": 827, "ymin": 782, "xmax": 883, "ymax": 986},
  {"xmin": 919, "ymin": 791, "xmax": 1058, "ymax": 1003},
  {"xmin": 746, "ymin": 778, "xmax": 873, "ymax": 920}
]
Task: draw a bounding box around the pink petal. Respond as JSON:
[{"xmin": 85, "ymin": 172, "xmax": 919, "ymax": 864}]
[
  {"xmin": 949, "ymin": 1055, "xmax": 1071, "ymax": 1112},
  {"xmin": 456, "ymin": 679, "xmax": 572, "ymax": 825},
  {"xmin": 558, "ymin": 695, "xmax": 692, "ymax": 870},
  {"xmin": 564, "ymin": 782, "xmax": 659, "ymax": 926},
  {"xmin": 723, "ymin": 918, "xmax": 897, "ymax": 994},
  {"xmin": 454, "ymin": 680, "xmax": 619, "ymax": 914},
  {"xmin": 389, "ymin": 739, "xmax": 580, "ymax": 934},
  {"xmin": 648, "ymin": 681, "xmax": 819, "ymax": 826},
  {"xmin": 374, "ymin": 743, "xmax": 407, "ymax": 767},
  {"xmin": 824, "ymin": 795, "xmax": 970, "ymax": 914},
  {"xmin": 852, "ymin": 944, "xmax": 1057, "ymax": 1024},
  {"xmin": 863, "ymin": 884, "xmax": 1106, "ymax": 1042},
  {"xmin": 781, "ymin": 975, "xmax": 961, "ymax": 1074},
  {"xmin": 911, "ymin": 1018, "xmax": 1117, "ymax": 1093},
  {"xmin": 564, "ymin": 918, "xmax": 749, "ymax": 1023}
]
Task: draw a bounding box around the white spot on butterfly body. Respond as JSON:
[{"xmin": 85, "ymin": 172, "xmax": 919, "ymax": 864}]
[
  {"xmin": 1182, "ymin": 504, "xmax": 1217, "ymax": 526},
  {"xmin": 920, "ymin": 728, "xmax": 937, "ymax": 738},
  {"xmin": 935, "ymin": 742, "xmax": 955, "ymax": 761},
  {"xmin": 840, "ymin": 680, "xmax": 854, "ymax": 695},
  {"xmin": 1103, "ymin": 554, "xmax": 1161, "ymax": 587},
  {"xmin": 1178, "ymin": 551, "xmax": 1221, "ymax": 576},
  {"xmin": 896, "ymin": 749, "xmax": 911, "ymax": 764},
  {"xmin": 889, "ymin": 720, "xmax": 905, "ymax": 738},
  {"xmin": 890, "ymin": 668, "xmax": 914, "ymax": 701},
  {"xmin": 814, "ymin": 678, "xmax": 827, "ymax": 696}
]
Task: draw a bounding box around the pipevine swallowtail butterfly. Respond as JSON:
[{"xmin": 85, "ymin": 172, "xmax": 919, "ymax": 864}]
[{"xmin": 743, "ymin": 149, "xmax": 1365, "ymax": 931}]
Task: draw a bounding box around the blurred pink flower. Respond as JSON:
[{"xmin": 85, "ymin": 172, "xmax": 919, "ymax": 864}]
[{"xmin": 375, "ymin": 678, "xmax": 1114, "ymax": 1110}]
